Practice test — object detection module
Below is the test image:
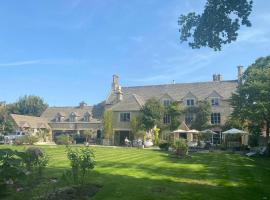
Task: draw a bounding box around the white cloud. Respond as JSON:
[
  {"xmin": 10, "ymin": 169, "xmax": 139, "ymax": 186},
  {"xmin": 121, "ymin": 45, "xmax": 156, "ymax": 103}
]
[
  {"xmin": 0, "ymin": 60, "xmax": 41, "ymax": 66},
  {"xmin": 0, "ymin": 58, "xmax": 85, "ymax": 67}
]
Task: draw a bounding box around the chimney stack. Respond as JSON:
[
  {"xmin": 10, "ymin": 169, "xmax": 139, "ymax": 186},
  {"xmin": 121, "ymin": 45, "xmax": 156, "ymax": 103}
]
[
  {"xmin": 213, "ymin": 74, "xmax": 223, "ymax": 82},
  {"xmin": 79, "ymin": 101, "xmax": 87, "ymax": 109},
  {"xmin": 116, "ymin": 86, "xmax": 123, "ymax": 102},
  {"xmin": 112, "ymin": 75, "xmax": 119, "ymax": 91},
  {"xmin": 237, "ymin": 65, "xmax": 244, "ymax": 83}
]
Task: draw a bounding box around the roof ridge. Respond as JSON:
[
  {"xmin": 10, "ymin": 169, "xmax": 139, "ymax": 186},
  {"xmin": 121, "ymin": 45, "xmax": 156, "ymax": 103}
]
[{"xmin": 122, "ymin": 80, "xmax": 238, "ymax": 89}]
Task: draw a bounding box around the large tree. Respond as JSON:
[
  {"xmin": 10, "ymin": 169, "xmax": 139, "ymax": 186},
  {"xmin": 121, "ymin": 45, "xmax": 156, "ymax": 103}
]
[
  {"xmin": 8, "ymin": 95, "xmax": 48, "ymax": 117},
  {"xmin": 102, "ymin": 110, "xmax": 113, "ymax": 139},
  {"xmin": 231, "ymin": 56, "xmax": 270, "ymax": 143},
  {"xmin": 179, "ymin": 0, "xmax": 253, "ymax": 51},
  {"xmin": 140, "ymin": 98, "xmax": 164, "ymax": 131}
]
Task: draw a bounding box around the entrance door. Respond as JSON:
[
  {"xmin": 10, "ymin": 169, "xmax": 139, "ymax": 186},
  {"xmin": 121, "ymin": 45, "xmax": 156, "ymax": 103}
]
[{"xmin": 119, "ymin": 131, "xmax": 130, "ymax": 146}]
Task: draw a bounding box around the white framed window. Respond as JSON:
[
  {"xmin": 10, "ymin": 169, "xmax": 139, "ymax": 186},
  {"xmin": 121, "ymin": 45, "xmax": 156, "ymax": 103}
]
[
  {"xmin": 163, "ymin": 114, "xmax": 171, "ymax": 124},
  {"xmin": 211, "ymin": 113, "xmax": 221, "ymax": 124},
  {"xmin": 186, "ymin": 99, "xmax": 195, "ymax": 106},
  {"xmin": 163, "ymin": 99, "xmax": 171, "ymax": 107},
  {"xmin": 211, "ymin": 97, "xmax": 220, "ymax": 106},
  {"xmin": 120, "ymin": 112, "xmax": 130, "ymax": 122}
]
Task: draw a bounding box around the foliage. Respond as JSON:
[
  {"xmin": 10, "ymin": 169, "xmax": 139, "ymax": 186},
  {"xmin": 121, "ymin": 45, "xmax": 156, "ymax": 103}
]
[
  {"xmin": 8, "ymin": 95, "xmax": 48, "ymax": 117},
  {"xmin": 166, "ymin": 101, "xmax": 183, "ymax": 131},
  {"xmin": 222, "ymin": 117, "xmax": 244, "ymax": 131},
  {"xmin": 15, "ymin": 135, "xmax": 39, "ymax": 145},
  {"xmin": 130, "ymin": 115, "xmax": 143, "ymax": 139},
  {"xmin": 179, "ymin": 0, "xmax": 253, "ymax": 51},
  {"xmin": 65, "ymin": 146, "xmax": 95, "ymax": 185},
  {"xmin": 231, "ymin": 56, "xmax": 270, "ymax": 143},
  {"xmin": 19, "ymin": 147, "xmax": 49, "ymax": 176},
  {"xmin": 153, "ymin": 127, "xmax": 160, "ymax": 146},
  {"xmin": 102, "ymin": 110, "xmax": 113, "ymax": 139},
  {"xmin": 83, "ymin": 130, "xmax": 95, "ymax": 143},
  {"xmin": 185, "ymin": 100, "xmax": 211, "ymax": 130},
  {"xmin": 171, "ymin": 138, "xmax": 188, "ymax": 156},
  {"xmin": 0, "ymin": 147, "xmax": 48, "ymax": 196},
  {"xmin": 92, "ymin": 101, "xmax": 106, "ymax": 119},
  {"xmin": 0, "ymin": 107, "xmax": 14, "ymax": 135},
  {"xmin": 135, "ymin": 130, "xmax": 145, "ymax": 140},
  {"xmin": 140, "ymin": 98, "xmax": 164, "ymax": 131},
  {"xmin": 38, "ymin": 128, "xmax": 51, "ymax": 142},
  {"xmin": 55, "ymin": 135, "xmax": 71, "ymax": 145},
  {"xmin": 159, "ymin": 140, "xmax": 169, "ymax": 151}
]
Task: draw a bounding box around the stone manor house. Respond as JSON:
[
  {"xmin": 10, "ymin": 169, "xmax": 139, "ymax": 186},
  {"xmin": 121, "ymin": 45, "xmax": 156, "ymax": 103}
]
[{"xmin": 10, "ymin": 66, "xmax": 244, "ymax": 145}]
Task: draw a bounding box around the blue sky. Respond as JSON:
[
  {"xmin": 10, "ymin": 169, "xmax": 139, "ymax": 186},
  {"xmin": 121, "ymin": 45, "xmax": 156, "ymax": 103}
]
[{"xmin": 0, "ymin": 0, "xmax": 270, "ymax": 106}]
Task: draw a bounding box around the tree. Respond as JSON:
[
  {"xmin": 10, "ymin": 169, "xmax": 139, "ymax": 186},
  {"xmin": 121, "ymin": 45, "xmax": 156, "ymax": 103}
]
[
  {"xmin": 231, "ymin": 56, "xmax": 270, "ymax": 144},
  {"xmin": 102, "ymin": 110, "xmax": 113, "ymax": 139},
  {"xmin": 185, "ymin": 100, "xmax": 211, "ymax": 130},
  {"xmin": 0, "ymin": 105, "xmax": 14, "ymax": 135},
  {"xmin": 8, "ymin": 95, "xmax": 48, "ymax": 117},
  {"xmin": 83, "ymin": 129, "xmax": 95, "ymax": 143},
  {"xmin": 167, "ymin": 101, "xmax": 183, "ymax": 131},
  {"xmin": 130, "ymin": 115, "xmax": 143, "ymax": 139},
  {"xmin": 92, "ymin": 101, "xmax": 105, "ymax": 119},
  {"xmin": 179, "ymin": 0, "xmax": 253, "ymax": 51},
  {"xmin": 140, "ymin": 98, "xmax": 164, "ymax": 131}
]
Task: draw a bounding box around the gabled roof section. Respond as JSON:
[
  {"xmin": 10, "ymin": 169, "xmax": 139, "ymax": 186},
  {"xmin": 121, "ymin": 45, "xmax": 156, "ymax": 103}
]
[
  {"xmin": 159, "ymin": 93, "xmax": 174, "ymax": 101},
  {"xmin": 178, "ymin": 121, "xmax": 190, "ymax": 131},
  {"xmin": 110, "ymin": 94, "xmax": 144, "ymax": 111},
  {"xmin": 205, "ymin": 90, "xmax": 224, "ymax": 99},
  {"xmin": 181, "ymin": 91, "xmax": 197, "ymax": 100},
  {"xmin": 11, "ymin": 114, "xmax": 50, "ymax": 129},
  {"xmin": 41, "ymin": 105, "xmax": 101, "ymax": 123}
]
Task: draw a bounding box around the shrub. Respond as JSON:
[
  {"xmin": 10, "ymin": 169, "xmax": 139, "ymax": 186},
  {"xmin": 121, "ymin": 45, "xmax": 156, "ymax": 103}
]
[
  {"xmin": 171, "ymin": 138, "xmax": 188, "ymax": 156},
  {"xmin": 55, "ymin": 135, "xmax": 70, "ymax": 145},
  {"xmin": 16, "ymin": 135, "xmax": 39, "ymax": 145},
  {"xmin": 23, "ymin": 147, "xmax": 48, "ymax": 176},
  {"xmin": 64, "ymin": 146, "xmax": 95, "ymax": 185},
  {"xmin": 159, "ymin": 140, "xmax": 169, "ymax": 151}
]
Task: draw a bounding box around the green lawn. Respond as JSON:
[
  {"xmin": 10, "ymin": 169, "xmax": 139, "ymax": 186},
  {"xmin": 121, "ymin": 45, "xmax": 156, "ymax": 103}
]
[{"xmin": 1, "ymin": 145, "xmax": 270, "ymax": 200}]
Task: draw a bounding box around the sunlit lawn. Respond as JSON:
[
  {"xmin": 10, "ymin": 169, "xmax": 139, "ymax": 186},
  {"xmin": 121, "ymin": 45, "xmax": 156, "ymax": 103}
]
[{"xmin": 1, "ymin": 145, "xmax": 270, "ymax": 200}]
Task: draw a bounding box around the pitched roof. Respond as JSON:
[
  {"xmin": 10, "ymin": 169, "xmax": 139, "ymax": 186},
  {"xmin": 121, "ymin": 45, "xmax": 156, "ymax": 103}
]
[
  {"xmin": 109, "ymin": 94, "xmax": 144, "ymax": 111},
  {"xmin": 11, "ymin": 114, "xmax": 50, "ymax": 129},
  {"xmin": 106, "ymin": 80, "xmax": 238, "ymax": 111},
  {"xmin": 41, "ymin": 106, "xmax": 101, "ymax": 123},
  {"xmin": 120, "ymin": 80, "xmax": 238, "ymax": 102}
]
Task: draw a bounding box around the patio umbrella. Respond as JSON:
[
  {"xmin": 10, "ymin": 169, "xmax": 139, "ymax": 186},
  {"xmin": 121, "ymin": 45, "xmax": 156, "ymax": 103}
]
[
  {"xmin": 223, "ymin": 128, "xmax": 248, "ymax": 145},
  {"xmin": 187, "ymin": 129, "xmax": 199, "ymax": 133},
  {"xmin": 172, "ymin": 129, "xmax": 187, "ymax": 133},
  {"xmin": 223, "ymin": 128, "xmax": 247, "ymax": 134}
]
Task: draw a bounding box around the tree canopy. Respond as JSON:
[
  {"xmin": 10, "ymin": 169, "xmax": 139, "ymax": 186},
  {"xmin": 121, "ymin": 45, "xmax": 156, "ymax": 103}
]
[
  {"xmin": 231, "ymin": 56, "xmax": 270, "ymax": 142},
  {"xmin": 8, "ymin": 95, "xmax": 48, "ymax": 117},
  {"xmin": 140, "ymin": 98, "xmax": 164, "ymax": 131},
  {"xmin": 179, "ymin": 0, "xmax": 253, "ymax": 51}
]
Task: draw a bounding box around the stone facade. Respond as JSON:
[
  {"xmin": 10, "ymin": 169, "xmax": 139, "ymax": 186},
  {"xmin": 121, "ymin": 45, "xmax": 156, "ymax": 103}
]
[{"xmin": 106, "ymin": 68, "xmax": 243, "ymax": 145}]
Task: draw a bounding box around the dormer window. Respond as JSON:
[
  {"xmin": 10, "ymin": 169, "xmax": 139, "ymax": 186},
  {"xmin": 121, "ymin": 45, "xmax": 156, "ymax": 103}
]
[
  {"xmin": 186, "ymin": 99, "xmax": 195, "ymax": 106},
  {"xmin": 84, "ymin": 112, "xmax": 91, "ymax": 122},
  {"xmin": 163, "ymin": 99, "xmax": 171, "ymax": 107},
  {"xmin": 70, "ymin": 112, "xmax": 77, "ymax": 122},
  {"xmin": 55, "ymin": 113, "xmax": 64, "ymax": 122},
  {"xmin": 56, "ymin": 116, "xmax": 61, "ymax": 122},
  {"xmin": 211, "ymin": 98, "xmax": 220, "ymax": 106}
]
